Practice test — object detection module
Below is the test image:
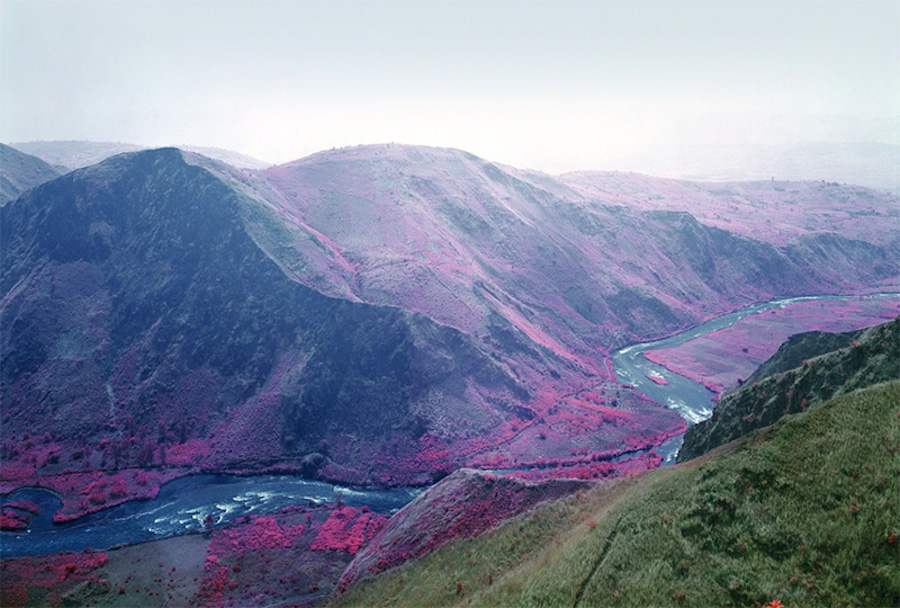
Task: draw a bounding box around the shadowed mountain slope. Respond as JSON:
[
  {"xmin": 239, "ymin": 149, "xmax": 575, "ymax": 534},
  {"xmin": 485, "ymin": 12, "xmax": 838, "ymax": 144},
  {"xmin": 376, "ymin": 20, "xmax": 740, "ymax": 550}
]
[
  {"xmin": 744, "ymin": 326, "xmax": 866, "ymax": 385},
  {"xmin": 0, "ymin": 149, "xmax": 539, "ymax": 488},
  {"xmin": 0, "ymin": 143, "xmax": 61, "ymax": 205}
]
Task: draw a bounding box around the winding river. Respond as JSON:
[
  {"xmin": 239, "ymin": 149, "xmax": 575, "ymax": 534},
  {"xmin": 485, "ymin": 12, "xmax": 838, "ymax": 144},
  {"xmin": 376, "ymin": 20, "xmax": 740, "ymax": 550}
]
[
  {"xmin": 3, "ymin": 293, "xmax": 896, "ymax": 558},
  {"xmin": 612, "ymin": 292, "xmax": 898, "ymax": 461},
  {"xmin": 1, "ymin": 475, "xmax": 419, "ymax": 558}
]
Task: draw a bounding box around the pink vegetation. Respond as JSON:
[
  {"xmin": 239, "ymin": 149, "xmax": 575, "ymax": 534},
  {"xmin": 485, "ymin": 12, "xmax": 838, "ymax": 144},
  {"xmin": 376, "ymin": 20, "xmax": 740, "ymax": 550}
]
[
  {"xmin": 51, "ymin": 469, "xmax": 182, "ymax": 523},
  {"xmin": 193, "ymin": 504, "xmax": 387, "ymax": 607},
  {"xmin": 646, "ymin": 373, "xmax": 669, "ymax": 385},
  {"xmin": 211, "ymin": 515, "xmax": 306, "ymax": 554},
  {"xmin": 197, "ymin": 513, "xmax": 311, "ymax": 608},
  {"xmin": 0, "ymin": 501, "xmax": 40, "ymax": 529},
  {"xmin": 339, "ymin": 469, "xmax": 587, "ymax": 590},
  {"xmin": 310, "ymin": 507, "xmax": 388, "ymax": 554},
  {"xmin": 0, "ymin": 509, "xmax": 30, "ymax": 531},
  {"xmin": 644, "ymin": 297, "xmax": 899, "ymax": 394},
  {"xmin": 19, "ymin": 468, "xmax": 181, "ymax": 524},
  {"xmin": 295, "ymin": 377, "xmax": 685, "ymax": 490},
  {"xmin": 0, "ymin": 433, "xmax": 189, "ymax": 523},
  {"xmin": 1, "ymin": 550, "xmax": 108, "ymax": 607}
]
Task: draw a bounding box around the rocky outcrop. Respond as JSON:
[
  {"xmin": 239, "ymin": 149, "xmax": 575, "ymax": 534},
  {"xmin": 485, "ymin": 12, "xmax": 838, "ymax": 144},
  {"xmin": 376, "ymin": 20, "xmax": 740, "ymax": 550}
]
[
  {"xmin": 338, "ymin": 468, "xmax": 588, "ymax": 589},
  {"xmin": 744, "ymin": 326, "xmax": 866, "ymax": 384}
]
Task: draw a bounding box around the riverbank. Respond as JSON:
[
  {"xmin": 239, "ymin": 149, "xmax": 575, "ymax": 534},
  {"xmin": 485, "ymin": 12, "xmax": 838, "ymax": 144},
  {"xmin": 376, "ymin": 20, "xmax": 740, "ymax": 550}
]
[
  {"xmin": 6, "ymin": 294, "xmax": 896, "ymax": 557},
  {"xmin": 611, "ymin": 293, "xmax": 899, "ymax": 426},
  {"xmin": 1, "ymin": 474, "xmax": 418, "ymax": 559},
  {"xmin": 1, "ymin": 500, "xmax": 382, "ymax": 607},
  {"xmin": 643, "ymin": 295, "xmax": 900, "ymax": 394},
  {"xmin": 4, "ymin": 293, "xmax": 898, "ymax": 606}
]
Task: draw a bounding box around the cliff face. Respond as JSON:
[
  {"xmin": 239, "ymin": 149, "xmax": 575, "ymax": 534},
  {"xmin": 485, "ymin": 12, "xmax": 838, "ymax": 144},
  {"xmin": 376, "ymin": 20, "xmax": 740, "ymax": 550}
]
[
  {"xmin": 744, "ymin": 326, "xmax": 866, "ymax": 384},
  {"xmin": 678, "ymin": 316, "xmax": 899, "ymax": 462}
]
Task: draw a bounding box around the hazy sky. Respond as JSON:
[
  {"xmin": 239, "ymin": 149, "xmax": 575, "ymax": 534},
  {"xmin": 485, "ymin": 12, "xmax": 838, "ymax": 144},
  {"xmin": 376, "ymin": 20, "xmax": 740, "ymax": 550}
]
[{"xmin": 2, "ymin": 0, "xmax": 898, "ymax": 171}]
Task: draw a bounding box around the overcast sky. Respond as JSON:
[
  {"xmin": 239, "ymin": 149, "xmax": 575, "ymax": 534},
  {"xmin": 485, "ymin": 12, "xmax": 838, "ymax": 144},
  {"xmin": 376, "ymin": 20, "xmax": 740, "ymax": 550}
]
[{"xmin": 2, "ymin": 0, "xmax": 898, "ymax": 171}]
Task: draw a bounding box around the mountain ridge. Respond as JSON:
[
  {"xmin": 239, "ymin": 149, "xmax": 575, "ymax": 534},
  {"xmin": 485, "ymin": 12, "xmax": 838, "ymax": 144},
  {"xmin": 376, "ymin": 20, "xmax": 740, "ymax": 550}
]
[
  {"xmin": 1, "ymin": 148, "xmax": 546, "ymax": 488},
  {"xmin": 9, "ymin": 140, "xmax": 271, "ymax": 172},
  {"xmin": 0, "ymin": 143, "xmax": 61, "ymax": 205},
  {"xmin": 262, "ymin": 144, "xmax": 897, "ymax": 348},
  {"xmin": 1, "ymin": 143, "xmax": 897, "ymax": 520}
]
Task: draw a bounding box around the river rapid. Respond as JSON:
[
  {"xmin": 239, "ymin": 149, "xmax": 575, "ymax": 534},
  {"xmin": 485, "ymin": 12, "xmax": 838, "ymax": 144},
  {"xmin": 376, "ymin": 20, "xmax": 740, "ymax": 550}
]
[
  {"xmin": 1, "ymin": 475, "xmax": 419, "ymax": 558},
  {"xmin": 3, "ymin": 293, "xmax": 896, "ymax": 558}
]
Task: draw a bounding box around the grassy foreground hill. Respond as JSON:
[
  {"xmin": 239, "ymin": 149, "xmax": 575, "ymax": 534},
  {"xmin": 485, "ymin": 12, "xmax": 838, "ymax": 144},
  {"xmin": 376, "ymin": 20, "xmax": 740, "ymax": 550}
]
[{"xmin": 332, "ymin": 380, "xmax": 900, "ymax": 608}]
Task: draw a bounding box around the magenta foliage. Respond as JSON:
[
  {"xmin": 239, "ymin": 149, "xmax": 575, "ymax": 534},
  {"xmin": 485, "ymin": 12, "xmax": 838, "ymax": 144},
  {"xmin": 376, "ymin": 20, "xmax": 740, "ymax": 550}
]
[
  {"xmin": 645, "ymin": 297, "xmax": 900, "ymax": 394},
  {"xmin": 310, "ymin": 507, "xmax": 387, "ymax": 554}
]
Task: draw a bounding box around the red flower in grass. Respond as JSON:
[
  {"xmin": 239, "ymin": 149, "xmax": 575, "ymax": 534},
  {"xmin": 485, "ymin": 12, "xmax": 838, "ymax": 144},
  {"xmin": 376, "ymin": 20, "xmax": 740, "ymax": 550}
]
[{"xmin": 765, "ymin": 600, "xmax": 784, "ymax": 608}]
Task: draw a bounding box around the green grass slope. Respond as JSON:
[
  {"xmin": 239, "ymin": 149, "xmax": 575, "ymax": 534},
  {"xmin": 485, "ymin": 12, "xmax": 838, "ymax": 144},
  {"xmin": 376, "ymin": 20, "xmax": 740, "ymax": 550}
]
[
  {"xmin": 744, "ymin": 327, "xmax": 863, "ymax": 386},
  {"xmin": 332, "ymin": 380, "xmax": 900, "ymax": 608},
  {"xmin": 680, "ymin": 316, "xmax": 899, "ymax": 462}
]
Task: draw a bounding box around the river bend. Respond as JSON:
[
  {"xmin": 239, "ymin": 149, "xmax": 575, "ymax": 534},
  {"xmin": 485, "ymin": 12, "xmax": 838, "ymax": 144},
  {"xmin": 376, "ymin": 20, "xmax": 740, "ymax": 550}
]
[{"xmin": 3, "ymin": 293, "xmax": 896, "ymax": 558}]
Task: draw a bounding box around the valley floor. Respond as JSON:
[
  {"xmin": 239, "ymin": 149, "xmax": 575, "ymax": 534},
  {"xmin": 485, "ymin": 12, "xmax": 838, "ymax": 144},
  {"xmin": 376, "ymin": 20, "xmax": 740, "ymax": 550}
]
[
  {"xmin": 644, "ymin": 296, "xmax": 900, "ymax": 394},
  {"xmin": 1, "ymin": 501, "xmax": 381, "ymax": 607}
]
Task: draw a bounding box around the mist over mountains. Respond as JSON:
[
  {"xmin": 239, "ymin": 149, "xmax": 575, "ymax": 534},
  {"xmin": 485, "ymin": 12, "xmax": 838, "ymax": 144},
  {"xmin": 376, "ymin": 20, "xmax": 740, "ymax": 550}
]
[
  {"xmin": 9, "ymin": 141, "xmax": 271, "ymax": 172},
  {"xmin": 11, "ymin": 138, "xmax": 899, "ymax": 193},
  {"xmin": 614, "ymin": 141, "xmax": 900, "ymax": 194}
]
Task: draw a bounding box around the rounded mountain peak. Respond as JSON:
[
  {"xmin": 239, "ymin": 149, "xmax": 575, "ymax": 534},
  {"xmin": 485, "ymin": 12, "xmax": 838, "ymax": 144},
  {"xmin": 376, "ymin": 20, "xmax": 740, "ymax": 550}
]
[{"xmin": 271, "ymin": 143, "xmax": 484, "ymax": 171}]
